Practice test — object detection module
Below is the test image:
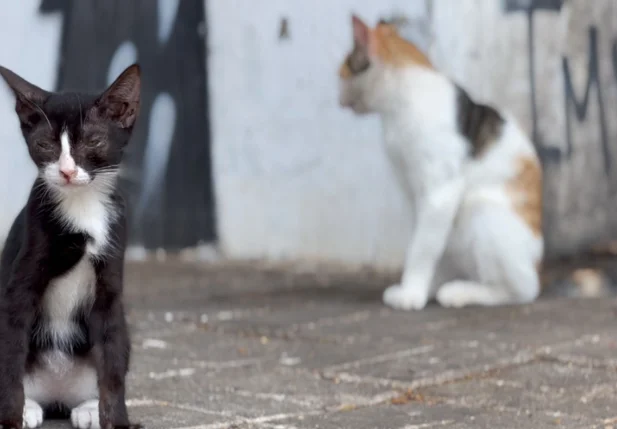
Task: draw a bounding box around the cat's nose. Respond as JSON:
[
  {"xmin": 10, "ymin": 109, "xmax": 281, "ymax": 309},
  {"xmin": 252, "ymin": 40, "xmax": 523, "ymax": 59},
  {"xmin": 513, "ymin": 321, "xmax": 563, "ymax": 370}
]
[{"xmin": 60, "ymin": 168, "xmax": 77, "ymax": 182}]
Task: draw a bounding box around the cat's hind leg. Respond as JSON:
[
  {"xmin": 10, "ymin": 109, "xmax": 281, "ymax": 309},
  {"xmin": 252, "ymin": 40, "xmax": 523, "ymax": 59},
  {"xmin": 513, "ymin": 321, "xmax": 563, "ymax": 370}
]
[
  {"xmin": 436, "ymin": 202, "xmax": 542, "ymax": 308},
  {"xmin": 436, "ymin": 280, "xmax": 513, "ymax": 308}
]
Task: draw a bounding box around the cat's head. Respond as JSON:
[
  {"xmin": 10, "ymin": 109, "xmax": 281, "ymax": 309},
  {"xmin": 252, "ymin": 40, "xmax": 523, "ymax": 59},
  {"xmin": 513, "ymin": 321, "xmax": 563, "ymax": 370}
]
[
  {"xmin": 0, "ymin": 64, "xmax": 141, "ymax": 193},
  {"xmin": 338, "ymin": 15, "xmax": 432, "ymax": 114}
]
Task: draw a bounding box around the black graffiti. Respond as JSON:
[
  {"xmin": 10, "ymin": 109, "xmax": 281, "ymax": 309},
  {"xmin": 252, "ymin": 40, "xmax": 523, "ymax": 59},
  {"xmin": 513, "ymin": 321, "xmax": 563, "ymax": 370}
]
[
  {"xmin": 503, "ymin": 0, "xmax": 563, "ymax": 13},
  {"xmin": 563, "ymin": 27, "xmax": 610, "ymax": 174},
  {"xmin": 504, "ymin": 0, "xmax": 564, "ymax": 164},
  {"xmin": 40, "ymin": 0, "xmax": 216, "ymax": 249},
  {"xmin": 505, "ymin": 0, "xmax": 617, "ymax": 177}
]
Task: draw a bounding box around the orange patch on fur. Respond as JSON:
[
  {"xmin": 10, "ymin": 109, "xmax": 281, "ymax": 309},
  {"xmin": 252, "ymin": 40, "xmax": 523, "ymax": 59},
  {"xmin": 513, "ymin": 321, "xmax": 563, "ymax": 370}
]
[
  {"xmin": 507, "ymin": 155, "xmax": 543, "ymax": 238},
  {"xmin": 373, "ymin": 23, "xmax": 432, "ymax": 69}
]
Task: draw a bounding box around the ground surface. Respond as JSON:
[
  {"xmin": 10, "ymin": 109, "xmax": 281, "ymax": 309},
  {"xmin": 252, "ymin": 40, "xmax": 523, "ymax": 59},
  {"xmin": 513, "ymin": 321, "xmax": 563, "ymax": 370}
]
[{"xmin": 44, "ymin": 261, "xmax": 617, "ymax": 429}]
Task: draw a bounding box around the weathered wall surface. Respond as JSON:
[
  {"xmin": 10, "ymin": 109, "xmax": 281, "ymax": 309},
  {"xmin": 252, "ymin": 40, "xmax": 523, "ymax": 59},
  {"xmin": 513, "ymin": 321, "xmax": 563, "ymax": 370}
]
[
  {"xmin": 0, "ymin": 0, "xmax": 615, "ymax": 268},
  {"xmin": 0, "ymin": 0, "xmax": 215, "ymax": 251},
  {"xmin": 208, "ymin": 0, "xmax": 617, "ymax": 267}
]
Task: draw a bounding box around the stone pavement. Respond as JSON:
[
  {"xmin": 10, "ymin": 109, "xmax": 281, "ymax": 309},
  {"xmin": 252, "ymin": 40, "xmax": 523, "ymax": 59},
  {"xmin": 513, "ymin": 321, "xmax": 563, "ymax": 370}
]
[{"xmin": 45, "ymin": 261, "xmax": 617, "ymax": 429}]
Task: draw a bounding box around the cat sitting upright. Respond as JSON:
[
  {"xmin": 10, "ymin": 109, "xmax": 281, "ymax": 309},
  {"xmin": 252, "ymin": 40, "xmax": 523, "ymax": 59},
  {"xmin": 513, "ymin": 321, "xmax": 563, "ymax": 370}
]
[
  {"xmin": 0, "ymin": 64, "xmax": 142, "ymax": 429},
  {"xmin": 338, "ymin": 15, "xmax": 543, "ymax": 310}
]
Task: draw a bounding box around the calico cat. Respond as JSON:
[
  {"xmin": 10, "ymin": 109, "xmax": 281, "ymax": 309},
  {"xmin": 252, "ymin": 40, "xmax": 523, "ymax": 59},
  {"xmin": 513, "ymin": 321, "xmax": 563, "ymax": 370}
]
[
  {"xmin": 0, "ymin": 64, "xmax": 141, "ymax": 428},
  {"xmin": 338, "ymin": 15, "xmax": 543, "ymax": 310}
]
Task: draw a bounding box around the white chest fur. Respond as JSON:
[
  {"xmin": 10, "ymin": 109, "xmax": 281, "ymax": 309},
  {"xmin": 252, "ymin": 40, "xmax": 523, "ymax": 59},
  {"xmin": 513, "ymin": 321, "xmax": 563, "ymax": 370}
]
[
  {"xmin": 55, "ymin": 188, "xmax": 114, "ymax": 257},
  {"xmin": 24, "ymin": 351, "xmax": 98, "ymax": 408},
  {"xmin": 44, "ymin": 186, "xmax": 116, "ymax": 345},
  {"xmin": 43, "ymin": 255, "xmax": 96, "ymax": 345}
]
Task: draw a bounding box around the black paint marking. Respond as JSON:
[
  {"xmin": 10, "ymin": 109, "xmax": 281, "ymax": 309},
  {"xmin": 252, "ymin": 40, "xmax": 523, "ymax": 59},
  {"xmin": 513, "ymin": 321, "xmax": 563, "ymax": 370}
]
[
  {"xmin": 504, "ymin": 0, "xmax": 564, "ymax": 164},
  {"xmin": 40, "ymin": 0, "xmax": 216, "ymax": 249},
  {"xmin": 503, "ymin": 0, "xmax": 564, "ymax": 13},
  {"xmin": 279, "ymin": 17, "xmax": 290, "ymax": 40},
  {"xmin": 562, "ymin": 27, "xmax": 611, "ymax": 175}
]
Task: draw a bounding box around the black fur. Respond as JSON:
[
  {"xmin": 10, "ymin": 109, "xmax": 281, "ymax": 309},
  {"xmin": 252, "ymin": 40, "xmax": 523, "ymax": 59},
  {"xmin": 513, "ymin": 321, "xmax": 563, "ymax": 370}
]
[
  {"xmin": 0, "ymin": 64, "xmax": 142, "ymax": 429},
  {"xmin": 455, "ymin": 85, "xmax": 505, "ymax": 158}
]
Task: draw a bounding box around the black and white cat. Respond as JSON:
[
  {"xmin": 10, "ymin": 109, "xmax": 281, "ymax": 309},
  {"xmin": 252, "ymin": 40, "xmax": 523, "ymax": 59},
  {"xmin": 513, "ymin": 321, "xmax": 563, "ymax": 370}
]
[{"xmin": 0, "ymin": 64, "xmax": 142, "ymax": 429}]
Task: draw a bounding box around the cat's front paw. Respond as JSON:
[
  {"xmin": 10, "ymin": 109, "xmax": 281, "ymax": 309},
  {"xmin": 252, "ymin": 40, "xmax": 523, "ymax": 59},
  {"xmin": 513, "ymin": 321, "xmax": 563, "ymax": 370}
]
[
  {"xmin": 23, "ymin": 399, "xmax": 43, "ymax": 428},
  {"xmin": 383, "ymin": 284, "xmax": 429, "ymax": 310},
  {"xmin": 71, "ymin": 400, "xmax": 99, "ymax": 429}
]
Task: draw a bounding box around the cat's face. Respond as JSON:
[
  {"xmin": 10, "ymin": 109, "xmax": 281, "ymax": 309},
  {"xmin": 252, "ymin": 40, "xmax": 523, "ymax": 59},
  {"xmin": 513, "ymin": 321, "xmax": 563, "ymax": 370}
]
[
  {"xmin": 0, "ymin": 65, "xmax": 141, "ymax": 193},
  {"xmin": 338, "ymin": 16, "xmax": 432, "ymax": 115},
  {"xmin": 338, "ymin": 16, "xmax": 380, "ymax": 115}
]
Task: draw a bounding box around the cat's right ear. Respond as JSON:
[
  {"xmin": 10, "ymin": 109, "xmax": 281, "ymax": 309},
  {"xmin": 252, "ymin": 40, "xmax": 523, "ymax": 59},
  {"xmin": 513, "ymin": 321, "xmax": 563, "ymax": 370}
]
[
  {"xmin": 351, "ymin": 14, "xmax": 371, "ymax": 50},
  {"xmin": 96, "ymin": 63, "xmax": 141, "ymax": 129},
  {"xmin": 0, "ymin": 66, "xmax": 49, "ymax": 126}
]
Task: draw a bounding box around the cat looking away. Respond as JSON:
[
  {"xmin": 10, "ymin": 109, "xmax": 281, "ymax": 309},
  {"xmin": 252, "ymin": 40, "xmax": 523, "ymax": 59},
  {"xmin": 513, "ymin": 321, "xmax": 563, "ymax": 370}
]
[
  {"xmin": 0, "ymin": 64, "xmax": 141, "ymax": 429},
  {"xmin": 338, "ymin": 15, "xmax": 543, "ymax": 310}
]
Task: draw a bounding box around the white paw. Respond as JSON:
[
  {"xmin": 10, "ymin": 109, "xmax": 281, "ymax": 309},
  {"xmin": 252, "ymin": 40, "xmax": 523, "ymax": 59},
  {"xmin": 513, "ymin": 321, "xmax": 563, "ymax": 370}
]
[
  {"xmin": 71, "ymin": 399, "xmax": 100, "ymax": 429},
  {"xmin": 436, "ymin": 282, "xmax": 474, "ymax": 308},
  {"xmin": 383, "ymin": 284, "xmax": 429, "ymax": 310},
  {"xmin": 23, "ymin": 399, "xmax": 43, "ymax": 428}
]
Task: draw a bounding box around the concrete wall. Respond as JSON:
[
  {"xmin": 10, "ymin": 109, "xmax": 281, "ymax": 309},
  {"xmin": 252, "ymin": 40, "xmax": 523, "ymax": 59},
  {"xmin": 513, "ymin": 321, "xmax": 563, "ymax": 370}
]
[
  {"xmin": 207, "ymin": 0, "xmax": 429, "ymax": 268},
  {"xmin": 208, "ymin": 0, "xmax": 617, "ymax": 267},
  {"xmin": 0, "ymin": 0, "xmax": 616, "ymax": 269},
  {"xmin": 0, "ymin": 0, "xmax": 61, "ymax": 242}
]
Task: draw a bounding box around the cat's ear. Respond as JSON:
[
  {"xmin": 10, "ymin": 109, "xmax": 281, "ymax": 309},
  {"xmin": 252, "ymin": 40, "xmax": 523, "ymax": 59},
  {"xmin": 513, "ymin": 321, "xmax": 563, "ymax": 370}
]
[
  {"xmin": 351, "ymin": 14, "xmax": 371, "ymax": 49},
  {"xmin": 0, "ymin": 66, "xmax": 50, "ymax": 126},
  {"xmin": 96, "ymin": 64, "xmax": 141, "ymax": 129}
]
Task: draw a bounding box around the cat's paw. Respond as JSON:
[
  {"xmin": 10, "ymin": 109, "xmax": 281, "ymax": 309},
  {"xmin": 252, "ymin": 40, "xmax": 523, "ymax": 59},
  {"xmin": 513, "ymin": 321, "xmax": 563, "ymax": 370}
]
[
  {"xmin": 71, "ymin": 400, "xmax": 100, "ymax": 429},
  {"xmin": 436, "ymin": 282, "xmax": 476, "ymax": 308},
  {"xmin": 383, "ymin": 284, "xmax": 429, "ymax": 310},
  {"xmin": 23, "ymin": 399, "xmax": 43, "ymax": 428}
]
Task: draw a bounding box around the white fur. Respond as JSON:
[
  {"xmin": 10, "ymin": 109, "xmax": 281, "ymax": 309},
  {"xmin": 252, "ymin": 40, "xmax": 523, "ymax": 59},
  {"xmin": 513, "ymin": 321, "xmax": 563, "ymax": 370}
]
[
  {"xmin": 45, "ymin": 132, "xmax": 92, "ymax": 188},
  {"xmin": 71, "ymin": 399, "xmax": 100, "ymax": 429},
  {"xmin": 23, "ymin": 399, "xmax": 43, "ymax": 428},
  {"xmin": 41, "ymin": 255, "xmax": 96, "ymax": 346},
  {"xmin": 24, "ymin": 352, "xmax": 98, "ymax": 410},
  {"xmin": 43, "ymin": 131, "xmax": 118, "ymax": 257},
  {"xmin": 340, "ymin": 59, "xmax": 543, "ymax": 310}
]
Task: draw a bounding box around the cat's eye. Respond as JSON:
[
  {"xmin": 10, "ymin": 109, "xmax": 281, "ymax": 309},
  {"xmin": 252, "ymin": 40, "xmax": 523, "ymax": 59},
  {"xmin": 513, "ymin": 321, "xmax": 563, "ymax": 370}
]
[
  {"xmin": 87, "ymin": 139, "xmax": 105, "ymax": 148},
  {"xmin": 35, "ymin": 140, "xmax": 55, "ymax": 151},
  {"xmin": 347, "ymin": 48, "xmax": 370, "ymax": 75}
]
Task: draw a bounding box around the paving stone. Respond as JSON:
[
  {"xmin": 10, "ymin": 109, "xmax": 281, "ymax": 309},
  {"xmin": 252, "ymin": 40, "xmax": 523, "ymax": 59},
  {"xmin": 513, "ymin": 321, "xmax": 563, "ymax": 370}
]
[
  {"xmin": 420, "ymin": 361, "xmax": 617, "ymax": 424},
  {"xmin": 29, "ymin": 262, "xmax": 617, "ymax": 428},
  {"xmin": 544, "ymin": 332, "xmax": 617, "ymax": 367},
  {"xmin": 273, "ymin": 401, "xmax": 598, "ymax": 429}
]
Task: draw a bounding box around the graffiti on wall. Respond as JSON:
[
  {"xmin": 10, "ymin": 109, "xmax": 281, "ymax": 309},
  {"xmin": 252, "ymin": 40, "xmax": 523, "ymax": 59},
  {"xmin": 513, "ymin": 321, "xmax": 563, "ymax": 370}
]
[
  {"xmin": 40, "ymin": 0, "xmax": 216, "ymax": 249},
  {"xmin": 504, "ymin": 0, "xmax": 616, "ymax": 177}
]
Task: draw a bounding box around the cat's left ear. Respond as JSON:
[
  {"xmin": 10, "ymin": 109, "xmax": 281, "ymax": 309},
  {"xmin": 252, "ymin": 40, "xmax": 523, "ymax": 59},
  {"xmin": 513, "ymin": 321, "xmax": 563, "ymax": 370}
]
[
  {"xmin": 96, "ymin": 64, "xmax": 141, "ymax": 129},
  {"xmin": 351, "ymin": 14, "xmax": 372, "ymax": 50}
]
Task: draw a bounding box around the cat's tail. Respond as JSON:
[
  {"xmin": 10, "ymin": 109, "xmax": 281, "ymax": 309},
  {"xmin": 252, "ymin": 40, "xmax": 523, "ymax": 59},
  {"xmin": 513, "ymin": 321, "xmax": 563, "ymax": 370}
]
[{"xmin": 540, "ymin": 245, "xmax": 617, "ymax": 298}]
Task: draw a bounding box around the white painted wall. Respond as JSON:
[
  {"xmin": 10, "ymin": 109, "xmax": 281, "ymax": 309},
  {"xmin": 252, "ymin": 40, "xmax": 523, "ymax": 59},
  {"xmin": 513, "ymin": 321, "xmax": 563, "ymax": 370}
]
[
  {"xmin": 207, "ymin": 0, "xmax": 430, "ymax": 268},
  {"xmin": 0, "ymin": 1, "xmax": 614, "ymax": 268},
  {"xmin": 207, "ymin": 0, "xmax": 617, "ymax": 267},
  {"xmin": 0, "ymin": 0, "xmax": 62, "ymax": 241}
]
